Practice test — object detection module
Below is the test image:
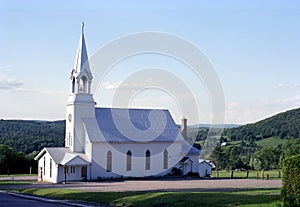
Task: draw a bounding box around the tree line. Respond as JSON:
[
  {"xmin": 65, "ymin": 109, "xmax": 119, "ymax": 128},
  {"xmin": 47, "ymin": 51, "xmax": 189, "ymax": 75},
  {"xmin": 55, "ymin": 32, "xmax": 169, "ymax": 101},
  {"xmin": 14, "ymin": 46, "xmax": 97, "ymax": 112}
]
[
  {"xmin": 0, "ymin": 144, "xmax": 38, "ymax": 174},
  {"xmin": 208, "ymin": 138, "xmax": 300, "ymax": 171}
]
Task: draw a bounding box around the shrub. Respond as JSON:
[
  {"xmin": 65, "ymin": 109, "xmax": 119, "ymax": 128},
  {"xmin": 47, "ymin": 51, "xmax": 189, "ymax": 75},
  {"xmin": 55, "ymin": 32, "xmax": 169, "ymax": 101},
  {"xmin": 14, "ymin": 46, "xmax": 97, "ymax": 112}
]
[
  {"xmin": 186, "ymin": 171, "xmax": 199, "ymax": 177},
  {"xmin": 281, "ymin": 154, "xmax": 300, "ymax": 206},
  {"xmin": 170, "ymin": 167, "xmax": 183, "ymax": 176}
]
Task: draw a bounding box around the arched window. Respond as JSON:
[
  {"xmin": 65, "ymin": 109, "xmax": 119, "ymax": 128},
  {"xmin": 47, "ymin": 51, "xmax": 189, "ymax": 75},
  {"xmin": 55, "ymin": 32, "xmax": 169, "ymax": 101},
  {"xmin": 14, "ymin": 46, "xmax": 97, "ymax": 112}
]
[
  {"xmin": 49, "ymin": 158, "xmax": 52, "ymax": 178},
  {"xmin": 68, "ymin": 132, "xmax": 72, "ymax": 147},
  {"xmin": 79, "ymin": 76, "xmax": 88, "ymax": 93},
  {"xmin": 163, "ymin": 149, "xmax": 168, "ymax": 169},
  {"xmin": 72, "ymin": 77, "xmax": 75, "ymax": 93},
  {"xmin": 126, "ymin": 150, "xmax": 132, "ymax": 171},
  {"xmin": 145, "ymin": 150, "xmax": 150, "ymax": 170},
  {"xmin": 107, "ymin": 151, "xmax": 112, "ymax": 172},
  {"xmin": 43, "ymin": 157, "xmax": 46, "ymax": 175}
]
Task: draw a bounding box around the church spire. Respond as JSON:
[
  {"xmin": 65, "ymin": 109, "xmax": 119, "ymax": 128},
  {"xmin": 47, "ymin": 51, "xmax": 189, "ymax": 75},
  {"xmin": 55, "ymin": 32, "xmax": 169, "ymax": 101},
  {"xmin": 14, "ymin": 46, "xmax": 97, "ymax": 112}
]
[
  {"xmin": 70, "ymin": 22, "xmax": 93, "ymax": 94},
  {"xmin": 73, "ymin": 22, "xmax": 91, "ymax": 74}
]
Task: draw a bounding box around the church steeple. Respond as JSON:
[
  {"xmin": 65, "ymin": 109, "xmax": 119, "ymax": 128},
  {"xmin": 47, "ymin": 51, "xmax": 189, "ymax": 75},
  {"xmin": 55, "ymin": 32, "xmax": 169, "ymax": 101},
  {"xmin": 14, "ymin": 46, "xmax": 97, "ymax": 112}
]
[
  {"xmin": 66, "ymin": 22, "xmax": 96, "ymax": 153},
  {"xmin": 70, "ymin": 22, "xmax": 93, "ymax": 94}
]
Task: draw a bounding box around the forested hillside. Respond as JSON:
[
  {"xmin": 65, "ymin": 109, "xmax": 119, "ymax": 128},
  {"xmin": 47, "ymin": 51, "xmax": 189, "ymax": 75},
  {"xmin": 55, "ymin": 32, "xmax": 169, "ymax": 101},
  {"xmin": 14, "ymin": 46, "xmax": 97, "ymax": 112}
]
[
  {"xmin": 225, "ymin": 107, "xmax": 300, "ymax": 141},
  {"xmin": 207, "ymin": 108, "xmax": 300, "ymax": 171},
  {"xmin": 0, "ymin": 120, "xmax": 65, "ymax": 154}
]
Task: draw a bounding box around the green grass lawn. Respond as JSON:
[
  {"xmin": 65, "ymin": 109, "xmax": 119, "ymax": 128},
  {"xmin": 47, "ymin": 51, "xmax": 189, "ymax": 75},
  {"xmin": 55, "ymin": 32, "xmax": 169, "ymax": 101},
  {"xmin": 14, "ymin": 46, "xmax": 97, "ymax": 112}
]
[
  {"xmin": 212, "ymin": 170, "xmax": 282, "ymax": 179},
  {"xmin": 0, "ymin": 180, "xmax": 35, "ymax": 186},
  {"xmin": 0, "ymin": 174, "xmax": 37, "ymax": 177},
  {"xmin": 14, "ymin": 188, "xmax": 282, "ymax": 207}
]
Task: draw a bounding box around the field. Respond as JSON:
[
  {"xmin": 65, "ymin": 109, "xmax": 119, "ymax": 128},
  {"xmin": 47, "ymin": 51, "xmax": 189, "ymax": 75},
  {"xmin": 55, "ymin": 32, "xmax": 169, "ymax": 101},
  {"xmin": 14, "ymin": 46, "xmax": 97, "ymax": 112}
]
[
  {"xmin": 213, "ymin": 170, "xmax": 282, "ymax": 179},
  {"xmin": 255, "ymin": 136, "xmax": 285, "ymax": 147}
]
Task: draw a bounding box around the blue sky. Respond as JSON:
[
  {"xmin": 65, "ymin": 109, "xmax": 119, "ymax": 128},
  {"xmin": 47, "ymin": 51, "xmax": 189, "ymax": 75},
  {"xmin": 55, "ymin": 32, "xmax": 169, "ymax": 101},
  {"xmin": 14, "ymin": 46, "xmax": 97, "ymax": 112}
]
[{"xmin": 0, "ymin": 0, "xmax": 299, "ymax": 124}]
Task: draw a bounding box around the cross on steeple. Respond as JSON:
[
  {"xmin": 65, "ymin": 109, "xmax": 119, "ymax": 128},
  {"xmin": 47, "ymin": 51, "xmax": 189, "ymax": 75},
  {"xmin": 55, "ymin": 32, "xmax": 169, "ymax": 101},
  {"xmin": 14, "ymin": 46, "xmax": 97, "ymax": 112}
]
[{"xmin": 81, "ymin": 22, "xmax": 84, "ymax": 34}]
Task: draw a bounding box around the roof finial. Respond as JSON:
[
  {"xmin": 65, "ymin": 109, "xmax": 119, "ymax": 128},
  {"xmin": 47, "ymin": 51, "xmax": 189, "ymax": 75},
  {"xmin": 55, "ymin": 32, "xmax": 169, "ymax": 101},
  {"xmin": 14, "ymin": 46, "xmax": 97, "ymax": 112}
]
[{"xmin": 81, "ymin": 22, "xmax": 85, "ymax": 34}]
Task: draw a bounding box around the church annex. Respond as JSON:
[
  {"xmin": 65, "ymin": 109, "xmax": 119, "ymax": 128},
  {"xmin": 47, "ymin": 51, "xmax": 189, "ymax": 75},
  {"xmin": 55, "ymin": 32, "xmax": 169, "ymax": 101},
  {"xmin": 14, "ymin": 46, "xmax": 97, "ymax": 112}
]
[{"xmin": 35, "ymin": 24, "xmax": 200, "ymax": 183}]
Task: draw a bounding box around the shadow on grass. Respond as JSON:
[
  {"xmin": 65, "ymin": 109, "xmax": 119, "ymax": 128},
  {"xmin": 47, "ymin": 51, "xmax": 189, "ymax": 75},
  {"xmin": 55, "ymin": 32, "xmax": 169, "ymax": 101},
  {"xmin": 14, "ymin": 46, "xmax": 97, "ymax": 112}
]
[
  {"xmin": 15, "ymin": 188, "xmax": 282, "ymax": 207},
  {"xmin": 110, "ymin": 191, "xmax": 281, "ymax": 207}
]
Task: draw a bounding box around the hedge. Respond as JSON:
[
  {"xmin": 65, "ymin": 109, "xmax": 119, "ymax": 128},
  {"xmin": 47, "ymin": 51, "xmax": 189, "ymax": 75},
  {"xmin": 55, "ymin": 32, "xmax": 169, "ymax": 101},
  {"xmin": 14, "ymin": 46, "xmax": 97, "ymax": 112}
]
[{"xmin": 281, "ymin": 154, "xmax": 300, "ymax": 206}]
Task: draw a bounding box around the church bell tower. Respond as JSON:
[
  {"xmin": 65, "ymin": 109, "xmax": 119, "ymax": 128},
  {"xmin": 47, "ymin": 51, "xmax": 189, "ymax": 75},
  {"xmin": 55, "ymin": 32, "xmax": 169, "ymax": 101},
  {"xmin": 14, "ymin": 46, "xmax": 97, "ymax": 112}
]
[{"xmin": 65, "ymin": 22, "xmax": 95, "ymax": 152}]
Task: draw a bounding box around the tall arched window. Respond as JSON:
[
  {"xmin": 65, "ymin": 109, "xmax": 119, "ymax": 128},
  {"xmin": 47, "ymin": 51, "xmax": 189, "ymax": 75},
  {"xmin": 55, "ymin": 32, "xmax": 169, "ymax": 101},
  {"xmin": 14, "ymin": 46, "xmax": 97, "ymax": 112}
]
[
  {"xmin": 79, "ymin": 76, "xmax": 88, "ymax": 93},
  {"xmin": 49, "ymin": 158, "xmax": 52, "ymax": 178},
  {"xmin": 145, "ymin": 150, "xmax": 150, "ymax": 170},
  {"xmin": 126, "ymin": 150, "xmax": 132, "ymax": 171},
  {"xmin": 163, "ymin": 149, "xmax": 168, "ymax": 169},
  {"xmin": 68, "ymin": 132, "xmax": 72, "ymax": 147},
  {"xmin": 43, "ymin": 157, "xmax": 46, "ymax": 175},
  {"xmin": 106, "ymin": 151, "xmax": 112, "ymax": 172},
  {"xmin": 72, "ymin": 77, "xmax": 75, "ymax": 93}
]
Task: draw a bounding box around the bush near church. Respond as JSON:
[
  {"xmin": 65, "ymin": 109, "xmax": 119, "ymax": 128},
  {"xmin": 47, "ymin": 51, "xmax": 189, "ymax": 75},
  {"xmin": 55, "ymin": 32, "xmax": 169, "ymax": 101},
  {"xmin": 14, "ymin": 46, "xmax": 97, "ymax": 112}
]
[{"xmin": 281, "ymin": 154, "xmax": 300, "ymax": 206}]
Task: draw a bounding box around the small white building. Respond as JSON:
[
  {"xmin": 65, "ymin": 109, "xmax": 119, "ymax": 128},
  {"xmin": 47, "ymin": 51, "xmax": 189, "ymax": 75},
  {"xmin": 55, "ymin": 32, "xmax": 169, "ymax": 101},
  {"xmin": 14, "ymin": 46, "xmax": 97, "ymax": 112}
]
[
  {"xmin": 34, "ymin": 24, "xmax": 200, "ymax": 183},
  {"xmin": 199, "ymin": 159, "xmax": 212, "ymax": 177}
]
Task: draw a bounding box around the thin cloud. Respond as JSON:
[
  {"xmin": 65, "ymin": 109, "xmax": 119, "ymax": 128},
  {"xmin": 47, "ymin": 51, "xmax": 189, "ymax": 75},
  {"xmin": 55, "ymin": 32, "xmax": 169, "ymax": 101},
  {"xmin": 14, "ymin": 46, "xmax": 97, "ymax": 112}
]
[
  {"xmin": 102, "ymin": 81, "xmax": 160, "ymax": 91},
  {"xmin": 227, "ymin": 102, "xmax": 240, "ymax": 110},
  {"xmin": 0, "ymin": 65, "xmax": 13, "ymax": 73},
  {"xmin": 0, "ymin": 79, "xmax": 24, "ymax": 90},
  {"xmin": 273, "ymin": 83, "xmax": 300, "ymax": 89}
]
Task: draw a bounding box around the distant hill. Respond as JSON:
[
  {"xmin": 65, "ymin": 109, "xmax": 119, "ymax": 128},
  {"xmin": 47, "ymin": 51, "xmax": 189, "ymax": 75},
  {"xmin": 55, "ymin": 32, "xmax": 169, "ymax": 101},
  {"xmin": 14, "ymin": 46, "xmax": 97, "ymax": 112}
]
[
  {"xmin": 224, "ymin": 107, "xmax": 300, "ymax": 142},
  {"xmin": 0, "ymin": 120, "xmax": 65, "ymax": 154},
  {"xmin": 189, "ymin": 124, "xmax": 240, "ymax": 129},
  {"xmin": 1, "ymin": 107, "xmax": 299, "ymax": 155}
]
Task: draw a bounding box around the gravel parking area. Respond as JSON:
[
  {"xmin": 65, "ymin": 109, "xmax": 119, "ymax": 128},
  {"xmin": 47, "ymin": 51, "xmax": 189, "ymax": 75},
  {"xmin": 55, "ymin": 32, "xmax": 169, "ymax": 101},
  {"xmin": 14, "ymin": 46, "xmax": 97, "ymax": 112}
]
[
  {"xmin": 68, "ymin": 179, "xmax": 282, "ymax": 192},
  {"xmin": 1, "ymin": 177, "xmax": 282, "ymax": 192},
  {"xmin": 0, "ymin": 176, "xmax": 37, "ymax": 181}
]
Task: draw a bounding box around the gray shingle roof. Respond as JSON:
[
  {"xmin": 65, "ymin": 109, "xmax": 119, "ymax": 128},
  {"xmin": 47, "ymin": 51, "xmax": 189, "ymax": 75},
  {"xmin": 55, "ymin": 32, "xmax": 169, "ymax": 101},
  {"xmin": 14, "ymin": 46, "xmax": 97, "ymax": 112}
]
[
  {"xmin": 84, "ymin": 107, "xmax": 183, "ymax": 143},
  {"xmin": 34, "ymin": 147, "xmax": 90, "ymax": 165}
]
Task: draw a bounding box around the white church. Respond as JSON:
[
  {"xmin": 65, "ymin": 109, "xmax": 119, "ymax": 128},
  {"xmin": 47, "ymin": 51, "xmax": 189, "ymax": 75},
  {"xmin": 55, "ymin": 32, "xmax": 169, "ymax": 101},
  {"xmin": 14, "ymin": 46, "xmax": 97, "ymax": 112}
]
[{"xmin": 35, "ymin": 24, "xmax": 200, "ymax": 183}]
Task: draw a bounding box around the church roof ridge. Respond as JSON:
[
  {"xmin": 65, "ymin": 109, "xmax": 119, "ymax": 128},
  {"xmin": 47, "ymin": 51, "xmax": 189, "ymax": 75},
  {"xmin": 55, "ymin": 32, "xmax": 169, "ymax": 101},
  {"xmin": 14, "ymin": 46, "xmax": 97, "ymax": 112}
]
[{"xmin": 95, "ymin": 107, "xmax": 169, "ymax": 111}]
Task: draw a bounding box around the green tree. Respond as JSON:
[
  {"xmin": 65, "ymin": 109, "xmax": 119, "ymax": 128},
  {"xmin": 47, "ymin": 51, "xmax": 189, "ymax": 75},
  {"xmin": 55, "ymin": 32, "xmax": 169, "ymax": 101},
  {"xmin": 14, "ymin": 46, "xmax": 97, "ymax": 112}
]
[
  {"xmin": 253, "ymin": 146, "xmax": 280, "ymax": 170},
  {"xmin": 228, "ymin": 146, "xmax": 242, "ymax": 170},
  {"xmin": 0, "ymin": 144, "xmax": 35, "ymax": 174},
  {"xmin": 280, "ymin": 138, "xmax": 300, "ymax": 165},
  {"xmin": 209, "ymin": 146, "xmax": 225, "ymax": 177},
  {"xmin": 0, "ymin": 144, "xmax": 13, "ymax": 174}
]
